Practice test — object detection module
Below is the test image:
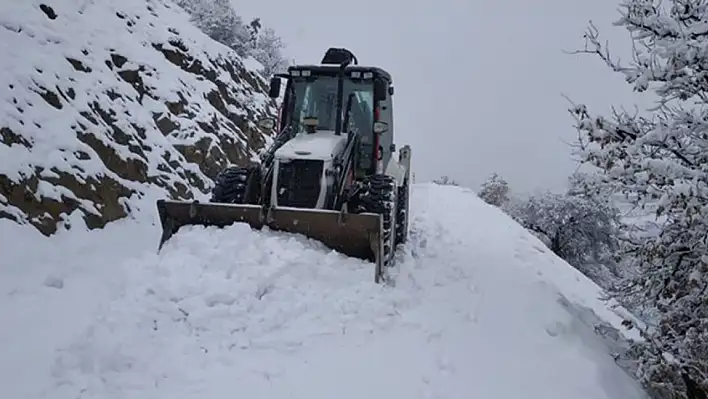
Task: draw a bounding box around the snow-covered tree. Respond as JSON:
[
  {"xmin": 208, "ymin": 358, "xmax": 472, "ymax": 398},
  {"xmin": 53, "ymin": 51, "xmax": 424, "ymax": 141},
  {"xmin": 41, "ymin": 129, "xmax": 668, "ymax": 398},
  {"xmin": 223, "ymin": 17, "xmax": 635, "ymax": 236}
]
[
  {"xmin": 433, "ymin": 175, "xmax": 459, "ymax": 186},
  {"xmin": 567, "ymin": 1, "xmax": 708, "ymax": 397},
  {"xmin": 173, "ymin": 0, "xmax": 289, "ymax": 77},
  {"xmin": 248, "ymin": 24, "xmax": 291, "ymax": 76},
  {"xmin": 511, "ymin": 191, "xmax": 622, "ymax": 282},
  {"xmin": 174, "ymin": 0, "xmax": 250, "ymax": 56},
  {"xmin": 477, "ymin": 173, "xmax": 510, "ymax": 207},
  {"xmin": 566, "ymin": 170, "xmax": 617, "ymax": 200},
  {"xmin": 245, "ymin": 17, "xmax": 261, "ymax": 49}
]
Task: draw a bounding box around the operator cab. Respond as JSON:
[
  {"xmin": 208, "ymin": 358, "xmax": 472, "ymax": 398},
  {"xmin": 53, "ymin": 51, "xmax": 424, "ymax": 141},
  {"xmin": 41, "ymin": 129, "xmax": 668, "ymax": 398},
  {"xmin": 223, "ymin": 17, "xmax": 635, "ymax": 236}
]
[{"xmin": 260, "ymin": 48, "xmax": 395, "ymax": 178}]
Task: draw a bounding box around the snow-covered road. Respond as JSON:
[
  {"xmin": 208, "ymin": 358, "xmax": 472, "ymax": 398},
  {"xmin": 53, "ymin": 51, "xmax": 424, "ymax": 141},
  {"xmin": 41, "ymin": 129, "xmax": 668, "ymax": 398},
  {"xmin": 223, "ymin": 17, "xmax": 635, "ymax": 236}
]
[{"xmin": 1, "ymin": 183, "xmax": 647, "ymax": 399}]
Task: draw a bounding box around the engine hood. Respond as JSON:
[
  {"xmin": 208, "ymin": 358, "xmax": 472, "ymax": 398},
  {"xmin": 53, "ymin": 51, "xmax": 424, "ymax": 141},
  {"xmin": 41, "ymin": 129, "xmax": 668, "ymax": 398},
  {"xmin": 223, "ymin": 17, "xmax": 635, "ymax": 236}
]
[{"xmin": 274, "ymin": 130, "xmax": 348, "ymax": 161}]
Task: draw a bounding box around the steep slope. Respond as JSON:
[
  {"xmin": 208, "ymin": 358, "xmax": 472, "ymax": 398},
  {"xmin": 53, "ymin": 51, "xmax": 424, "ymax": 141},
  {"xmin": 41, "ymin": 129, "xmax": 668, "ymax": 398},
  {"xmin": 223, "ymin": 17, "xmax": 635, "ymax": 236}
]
[
  {"xmin": 0, "ymin": 0, "xmax": 276, "ymax": 235},
  {"xmin": 0, "ymin": 183, "xmax": 647, "ymax": 399}
]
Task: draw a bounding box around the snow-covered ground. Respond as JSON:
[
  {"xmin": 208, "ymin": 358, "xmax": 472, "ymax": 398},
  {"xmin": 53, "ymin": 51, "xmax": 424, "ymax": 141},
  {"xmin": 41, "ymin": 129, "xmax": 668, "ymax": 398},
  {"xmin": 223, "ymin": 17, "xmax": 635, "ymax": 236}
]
[{"xmin": 0, "ymin": 183, "xmax": 647, "ymax": 399}]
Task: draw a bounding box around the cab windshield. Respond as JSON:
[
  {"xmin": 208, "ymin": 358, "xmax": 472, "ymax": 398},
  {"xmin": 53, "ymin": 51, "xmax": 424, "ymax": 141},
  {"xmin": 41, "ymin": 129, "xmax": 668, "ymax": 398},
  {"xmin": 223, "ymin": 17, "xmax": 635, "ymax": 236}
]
[{"xmin": 288, "ymin": 75, "xmax": 374, "ymax": 135}]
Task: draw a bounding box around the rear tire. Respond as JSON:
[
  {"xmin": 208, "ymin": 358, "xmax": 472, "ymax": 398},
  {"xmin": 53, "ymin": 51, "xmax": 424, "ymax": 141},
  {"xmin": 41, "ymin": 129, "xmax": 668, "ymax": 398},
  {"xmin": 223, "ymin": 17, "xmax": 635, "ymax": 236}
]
[
  {"xmin": 356, "ymin": 174, "xmax": 397, "ymax": 267},
  {"xmin": 395, "ymin": 177, "xmax": 409, "ymax": 246},
  {"xmin": 210, "ymin": 165, "xmax": 260, "ymax": 204}
]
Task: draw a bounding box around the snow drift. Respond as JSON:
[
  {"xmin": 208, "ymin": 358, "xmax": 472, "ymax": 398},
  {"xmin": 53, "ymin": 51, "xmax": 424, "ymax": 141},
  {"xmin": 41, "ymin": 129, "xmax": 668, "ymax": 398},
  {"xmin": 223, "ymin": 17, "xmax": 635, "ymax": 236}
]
[
  {"xmin": 0, "ymin": 0, "xmax": 276, "ymax": 235},
  {"xmin": 0, "ymin": 183, "xmax": 647, "ymax": 399}
]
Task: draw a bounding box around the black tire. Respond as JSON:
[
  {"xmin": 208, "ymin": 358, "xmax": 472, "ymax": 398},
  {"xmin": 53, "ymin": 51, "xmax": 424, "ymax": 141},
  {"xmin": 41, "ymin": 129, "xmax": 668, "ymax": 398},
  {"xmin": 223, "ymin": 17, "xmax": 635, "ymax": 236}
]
[
  {"xmin": 355, "ymin": 174, "xmax": 397, "ymax": 267},
  {"xmin": 395, "ymin": 177, "xmax": 409, "ymax": 246},
  {"xmin": 210, "ymin": 165, "xmax": 260, "ymax": 204}
]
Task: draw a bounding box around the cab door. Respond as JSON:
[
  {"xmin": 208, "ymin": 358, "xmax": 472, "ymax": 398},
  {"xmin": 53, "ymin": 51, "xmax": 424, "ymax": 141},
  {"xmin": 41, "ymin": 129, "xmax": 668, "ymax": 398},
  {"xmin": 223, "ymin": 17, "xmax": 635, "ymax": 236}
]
[{"xmin": 375, "ymin": 78, "xmax": 394, "ymax": 170}]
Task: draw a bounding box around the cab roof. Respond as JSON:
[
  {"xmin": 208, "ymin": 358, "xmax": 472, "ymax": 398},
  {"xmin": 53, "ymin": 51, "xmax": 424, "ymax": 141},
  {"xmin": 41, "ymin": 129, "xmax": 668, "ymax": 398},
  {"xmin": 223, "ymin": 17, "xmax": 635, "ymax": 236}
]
[{"xmin": 286, "ymin": 64, "xmax": 392, "ymax": 82}]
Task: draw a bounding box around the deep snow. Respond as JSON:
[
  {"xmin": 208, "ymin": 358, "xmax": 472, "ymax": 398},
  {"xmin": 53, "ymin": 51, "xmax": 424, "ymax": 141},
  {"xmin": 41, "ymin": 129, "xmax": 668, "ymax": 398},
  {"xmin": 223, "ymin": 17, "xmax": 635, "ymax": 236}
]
[{"xmin": 0, "ymin": 183, "xmax": 647, "ymax": 399}]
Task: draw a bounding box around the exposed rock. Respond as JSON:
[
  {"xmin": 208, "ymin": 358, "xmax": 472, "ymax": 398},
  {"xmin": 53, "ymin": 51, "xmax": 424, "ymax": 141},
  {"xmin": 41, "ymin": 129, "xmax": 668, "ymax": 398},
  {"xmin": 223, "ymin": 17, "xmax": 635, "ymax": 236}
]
[
  {"xmin": 0, "ymin": 0, "xmax": 277, "ymax": 235},
  {"xmin": 39, "ymin": 4, "xmax": 57, "ymax": 20}
]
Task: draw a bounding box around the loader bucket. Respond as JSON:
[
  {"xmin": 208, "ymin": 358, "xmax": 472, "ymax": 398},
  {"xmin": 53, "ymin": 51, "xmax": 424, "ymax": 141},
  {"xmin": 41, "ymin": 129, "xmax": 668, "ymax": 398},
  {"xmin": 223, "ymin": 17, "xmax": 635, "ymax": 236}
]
[{"xmin": 156, "ymin": 200, "xmax": 386, "ymax": 282}]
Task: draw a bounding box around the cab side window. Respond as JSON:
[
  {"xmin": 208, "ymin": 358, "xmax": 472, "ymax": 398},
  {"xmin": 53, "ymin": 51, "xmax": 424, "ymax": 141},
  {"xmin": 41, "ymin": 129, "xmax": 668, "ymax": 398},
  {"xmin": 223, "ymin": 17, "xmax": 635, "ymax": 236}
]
[{"xmin": 345, "ymin": 95, "xmax": 364, "ymax": 134}]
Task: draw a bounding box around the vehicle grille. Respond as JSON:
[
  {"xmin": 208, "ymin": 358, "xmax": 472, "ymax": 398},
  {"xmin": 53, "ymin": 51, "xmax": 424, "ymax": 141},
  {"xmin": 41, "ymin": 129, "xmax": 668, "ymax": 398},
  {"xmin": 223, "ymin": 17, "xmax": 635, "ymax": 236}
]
[{"xmin": 276, "ymin": 159, "xmax": 324, "ymax": 208}]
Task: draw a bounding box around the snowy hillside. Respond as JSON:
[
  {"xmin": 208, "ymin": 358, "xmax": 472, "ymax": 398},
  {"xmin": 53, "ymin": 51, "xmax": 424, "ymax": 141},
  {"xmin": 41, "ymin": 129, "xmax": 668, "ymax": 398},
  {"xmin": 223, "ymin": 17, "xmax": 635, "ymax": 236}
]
[
  {"xmin": 0, "ymin": 0, "xmax": 277, "ymax": 236},
  {"xmin": 0, "ymin": 183, "xmax": 648, "ymax": 399}
]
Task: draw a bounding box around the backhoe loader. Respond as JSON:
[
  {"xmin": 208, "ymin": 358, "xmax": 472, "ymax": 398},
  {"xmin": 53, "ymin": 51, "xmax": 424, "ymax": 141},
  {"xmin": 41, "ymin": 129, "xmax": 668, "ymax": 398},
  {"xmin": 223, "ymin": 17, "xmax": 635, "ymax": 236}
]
[{"xmin": 156, "ymin": 48, "xmax": 412, "ymax": 283}]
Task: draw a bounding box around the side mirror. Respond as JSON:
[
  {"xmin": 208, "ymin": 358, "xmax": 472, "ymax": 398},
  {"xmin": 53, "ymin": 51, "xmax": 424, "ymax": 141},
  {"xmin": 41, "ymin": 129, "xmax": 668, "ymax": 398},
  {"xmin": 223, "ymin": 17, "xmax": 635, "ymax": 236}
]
[
  {"xmin": 268, "ymin": 77, "xmax": 281, "ymax": 98},
  {"xmin": 257, "ymin": 117, "xmax": 276, "ymax": 130},
  {"xmin": 373, "ymin": 121, "xmax": 388, "ymax": 134},
  {"xmin": 374, "ymin": 79, "xmax": 387, "ymax": 101}
]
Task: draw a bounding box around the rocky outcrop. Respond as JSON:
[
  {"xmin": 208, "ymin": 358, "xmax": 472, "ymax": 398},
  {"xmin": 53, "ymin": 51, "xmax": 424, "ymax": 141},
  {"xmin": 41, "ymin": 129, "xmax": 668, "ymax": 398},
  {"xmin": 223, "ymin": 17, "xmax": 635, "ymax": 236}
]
[{"xmin": 0, "ymin": 0, "xmax": 278, "ymax": 235}]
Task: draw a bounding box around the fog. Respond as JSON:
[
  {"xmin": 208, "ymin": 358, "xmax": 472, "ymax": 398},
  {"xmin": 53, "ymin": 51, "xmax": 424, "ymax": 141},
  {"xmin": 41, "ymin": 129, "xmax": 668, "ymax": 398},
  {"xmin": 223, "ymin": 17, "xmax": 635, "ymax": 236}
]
[{"xmin": 233, "ymin": 0, "xmax": 651, "ymax": 194}]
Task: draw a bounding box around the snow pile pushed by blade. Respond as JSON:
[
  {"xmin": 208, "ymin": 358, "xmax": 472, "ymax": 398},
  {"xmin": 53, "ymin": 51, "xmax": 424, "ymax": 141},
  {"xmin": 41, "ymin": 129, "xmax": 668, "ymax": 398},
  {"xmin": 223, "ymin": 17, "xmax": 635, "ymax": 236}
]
[
  {"xmin": 0, "ymin": 0, "xmax": 276, "ymax": 236},
  {"xmin": 1, "ymin": 183, "xmax": 647, "ymax": 399}
]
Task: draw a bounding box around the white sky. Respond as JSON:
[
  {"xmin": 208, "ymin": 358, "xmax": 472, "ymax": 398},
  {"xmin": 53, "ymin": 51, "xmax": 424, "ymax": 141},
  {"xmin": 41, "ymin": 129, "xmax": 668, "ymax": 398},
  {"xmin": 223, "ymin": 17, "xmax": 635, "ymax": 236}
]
[{"xmin": 232, "ymin": 0, "xmax": 654, "ymax": 195}]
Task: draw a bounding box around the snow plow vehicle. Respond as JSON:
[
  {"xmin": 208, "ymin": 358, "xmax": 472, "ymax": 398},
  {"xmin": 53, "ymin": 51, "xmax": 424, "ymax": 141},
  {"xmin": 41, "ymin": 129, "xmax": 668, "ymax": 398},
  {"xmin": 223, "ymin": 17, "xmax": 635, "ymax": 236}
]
[{"xmin": 156, "ymin": 48, "xmax": 412, "ymax": 283}]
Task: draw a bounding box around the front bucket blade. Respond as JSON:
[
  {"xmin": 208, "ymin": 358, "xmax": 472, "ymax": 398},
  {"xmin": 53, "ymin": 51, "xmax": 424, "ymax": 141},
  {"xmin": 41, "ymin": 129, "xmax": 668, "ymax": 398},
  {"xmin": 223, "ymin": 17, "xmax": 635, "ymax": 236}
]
[
  {"xmin": 265, "ymin": 206, "xmax": 384, "ymax": 282},
  {"xmin": 266, "ymin": 206, "xmax": 381, "ymax": 260},
  {"xmin": 156, "ymin": 199, "xmax": 265, "ymax": 250},
  {"xmin": 156, "ymin": 200, "xmax": 385, "ymax": 281}
]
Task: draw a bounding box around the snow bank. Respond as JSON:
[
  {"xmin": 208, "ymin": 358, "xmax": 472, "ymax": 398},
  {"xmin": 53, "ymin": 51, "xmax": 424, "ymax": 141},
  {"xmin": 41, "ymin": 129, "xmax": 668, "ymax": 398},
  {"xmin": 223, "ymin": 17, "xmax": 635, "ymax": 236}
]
[
  {"xmin": 0, "ymin": 183, "xmax": 648, "ymax": 399},
  {"xmin": 0, "ymin": 0, "xmax": 277, "ymax": 236}
]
